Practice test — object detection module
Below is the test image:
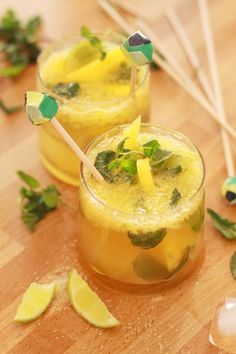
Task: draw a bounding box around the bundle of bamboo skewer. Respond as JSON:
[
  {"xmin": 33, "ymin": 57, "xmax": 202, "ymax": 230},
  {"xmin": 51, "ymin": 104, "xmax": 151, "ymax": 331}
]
[{"xmin": 97, "ymin": 0, "xmax": 236, "ymax": 202}]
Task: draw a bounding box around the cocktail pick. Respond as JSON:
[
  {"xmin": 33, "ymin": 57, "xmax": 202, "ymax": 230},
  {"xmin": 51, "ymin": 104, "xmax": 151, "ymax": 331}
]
[
  {"xmin": 24, "ymin": 91, "xmax": 104, "ymax": 183},
  {"xmin": 121, "ymin": 31, "xmax": 153, "ymax": 95}
]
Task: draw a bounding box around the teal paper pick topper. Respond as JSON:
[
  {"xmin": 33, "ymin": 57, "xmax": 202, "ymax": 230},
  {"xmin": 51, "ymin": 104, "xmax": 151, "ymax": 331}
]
[
  {"xmin": 121, "ymin": 31, "xmax": 153, "ymax": 66},
  {"xmin": 221, "ymin": 176, "xmax": 236, "ymax": 204},
  {"xmin": 25, "ymin": 91, "xmax": 59, "ymax": 125}
]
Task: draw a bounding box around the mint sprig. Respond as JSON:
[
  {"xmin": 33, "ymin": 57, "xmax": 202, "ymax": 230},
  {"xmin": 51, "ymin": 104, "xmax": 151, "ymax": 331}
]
[
  {"xmin": 94, "ymin": 138, "xmax": 181, "ymax": 183},
  {"xmin": 81, "ymin": 25, "xmax": 106, "ymax": 60},
  {"xmin": 17, "ymin": 171, "xmax": 61, "ymax": 232},
  {"xmin": 0, "ymin": 9, "xmax": 41, "ymax": 77}
]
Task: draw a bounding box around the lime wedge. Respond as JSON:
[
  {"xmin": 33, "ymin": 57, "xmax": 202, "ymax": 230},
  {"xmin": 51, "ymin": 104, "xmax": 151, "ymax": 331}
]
[
  {"xmin": 68, "ymin": 269, "xmax": 120, "ymax": 328},
  {"xmin": 65, "ymin": 40, "xmax": 100, "ymax": 74},
  {"xmin": 14, "ymin": 282, "xmax": 56, "ymax": 323},
  {"xmin": 67, "ymin": 47, "xmax": 127, "ymax": 83}
]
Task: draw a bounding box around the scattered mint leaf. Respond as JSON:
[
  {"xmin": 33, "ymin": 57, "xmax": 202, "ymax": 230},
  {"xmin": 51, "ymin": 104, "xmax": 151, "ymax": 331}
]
[
  {"xmin": 143, "ymin": 140, "xmax": 160, "ymax": 158},
  {"xmin": 207, "ymin": 208, "xmax": 236, "ymax": 240},
  {"xmin": 170, "ymin": 188, "xmax": 181, "ymax": 207},
  {"xmin": 17, "ymin": 170, "xmax": 40, "ymax": 188},
  {"xmin": 128, "ymin": 229, "xmax": 166, "ymax": 249},
  {"xmin": 94, "ymin": 150, "xmax": 116, "ymax": 182},
  {"xmin": 133, "ymin": 255, "xmax": 170, "ymax": 281},
  {"xmin": 0, "ymin": 63, "xmax": 27, "ymax": 77},
  {"xmin": 0, "ymin": 99, "xmax": 21, "ymax": 114},
  {"xmin": 42, "ymin": 185, "xmax": 60, "ymax": 208},
  {"xmin": 230, "ymin": 251, "xmax": 236, "ymax": 279},
  {"xmin": 0, "ymin": 9, "xmax": 41, "ymax": 77},
  {"xmin": 17, "ymin": 171, "xmax": 61, "ymax": 232},
  {"xmin": 21, "ymin": 212, "xmax": 39, "ymax": 232},
  {"xmin": 81, "ymin": 25, "xmax": 106, "ymax": 60},
  {"xmin": 52, "ymin": 82, "xmax": 79, "ymax": 99}
]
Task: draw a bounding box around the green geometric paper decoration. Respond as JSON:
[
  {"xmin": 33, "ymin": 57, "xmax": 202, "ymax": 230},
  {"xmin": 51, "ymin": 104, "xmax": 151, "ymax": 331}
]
[
  {"xmin": 25, "ymin": 91, "xmax": 58, "ymax": 125},
  {"xmin": 221, "ymin": 176, "xmax": 236, "ymax": 204},
  {"xmin": 121, "ymin": 31, "xmax": 153, "ymax": 66}
]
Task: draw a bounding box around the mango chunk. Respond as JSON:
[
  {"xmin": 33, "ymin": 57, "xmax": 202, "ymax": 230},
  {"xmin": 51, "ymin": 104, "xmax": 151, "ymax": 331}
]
[
  {"xmin": 122, "ymin": 116, "xmax": 141, "ymax": 150},
  {"xmin": 137, "ymin": 158, "xmax": 155, "ymax": 195}
]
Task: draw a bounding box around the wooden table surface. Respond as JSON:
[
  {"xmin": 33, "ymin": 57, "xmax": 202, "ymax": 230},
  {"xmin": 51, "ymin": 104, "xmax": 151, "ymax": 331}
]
[{"xmin": 1, "ymin": 0, "xmax": 236, "ymax": 353}]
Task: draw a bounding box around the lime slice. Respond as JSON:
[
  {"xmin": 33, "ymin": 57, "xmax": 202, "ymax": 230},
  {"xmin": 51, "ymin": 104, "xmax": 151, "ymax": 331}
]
[
  {"xmin": 67, "ymin": 47, "xmax": 127, "ymax": 83},
  {"xmin": 68, "ymin": 269, "xmax": 120, "ymax": 328},
  {"xmin": 65, "ymin": 40, "xmax": 100, "ymax": 74},
  {"xmin": 14, "ymin": 282, "xmax": 56, "ymax": 323}
]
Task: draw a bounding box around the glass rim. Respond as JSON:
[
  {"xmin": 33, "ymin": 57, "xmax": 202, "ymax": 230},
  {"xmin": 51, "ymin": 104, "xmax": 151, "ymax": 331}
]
[
  {"xmin": 80, "ymin": 123, "xmax": 206, "ymax": 218},
  {"xmin": 36, "ymin": 30, "xmax": 150, "ymax": 106}
]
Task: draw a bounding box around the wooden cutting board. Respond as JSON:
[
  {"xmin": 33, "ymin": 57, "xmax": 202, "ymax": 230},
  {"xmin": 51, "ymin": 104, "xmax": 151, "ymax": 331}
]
[{"xmin": 0, "ymin": 0, "xmax": 236, "ymax": 353}]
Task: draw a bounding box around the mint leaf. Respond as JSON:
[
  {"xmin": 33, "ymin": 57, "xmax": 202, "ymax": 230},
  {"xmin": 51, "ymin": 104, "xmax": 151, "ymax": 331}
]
[
  {"xmin": 230, "ymin": 251, "xmax": 236, "ymax": 279},
  {"xmin": 170, "ymin": 188, "xmax": 181, "ymax": 207},
  {"xmin": 128, "ymin": 229, "xmax": 166, "ymax": 249},
  {"xmin": 52, "ymin": 82, "xmax": 79, "ymax": 99},
  {"xmin": 0, "ymin": 63, "xmax": 27, "ymax": 77},
  {"xmin": 120, "ymin": 159, "xmax": 137, "ymax": 175},
  {"xmin": 21, "ymin": 212, "xmax": 39, "ymax": 232},
  {"xmin": 81, "ymin": 25, "xmax": 106, "ymax": 60},
  {"xmin": 170, "ymin": 165, "xmax": 182, "ymax": 175},
  {"xmin": 17, "ymin": 170, "xmax": 40, "ymax": 188},
  {"xmin": 94, "ymin": 150, "xmax": 116, "ymax": 182},
  {"xmin": 207, "ymin": 208, "xmax": 236, "ymax": 240},
  {"xmin": 119, "ymin": 62, "xmax": 131, "ymax": 80},
  {"xmin": 150, "ymin": 149, "xmax": 173, "ymax": 168},
  {"xmin": 143, "ymin": 140, "xmax": 160, "ymax": 158},
  {"xmin": 0, "ymin": 99, "xmax": 21, "ymax": 114},
  {"xmin": 133, "ymin": 255, "xmax": 170, "ymax": 281},
  {"xmin": 42, "ymin": 185, "xmax": 60, "ymax": 208},
  {"xmin": 117, "ymin": 138, "xmax": 130, "ymax": 156}
]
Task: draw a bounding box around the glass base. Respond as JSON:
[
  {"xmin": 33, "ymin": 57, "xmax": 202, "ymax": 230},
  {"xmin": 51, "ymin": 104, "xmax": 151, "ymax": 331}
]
[
  {"xmin": 40, "ymin": 153, "xmax": 79, "ymax": 186},
  {"xmin": 77, "ymin": 245, "xmax": 205, "ymax": 295}
]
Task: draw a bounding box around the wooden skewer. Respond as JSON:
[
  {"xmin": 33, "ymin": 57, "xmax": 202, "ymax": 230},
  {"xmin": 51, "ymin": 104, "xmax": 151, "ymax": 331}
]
[
  {"xmin": 96, "ymin": 0, "xmax": 236, "ymax": 141},
  {"xmin": 165, "ymin": 5, "xmax": 215, "ymax": 106},
  {"xmin": 136, "ymin": 19, "xmax": 199, "ymax": 93},
  {"xmin": 130, "ymin": 64, "xmax": 137, "ymax": 95},
  {"xmin": 198, "ymin": 0, "xmax": 235, "ymax": 176},
  {"xmin": 51, "ymin": 118, "xmax": 104, "ymax": 182}
]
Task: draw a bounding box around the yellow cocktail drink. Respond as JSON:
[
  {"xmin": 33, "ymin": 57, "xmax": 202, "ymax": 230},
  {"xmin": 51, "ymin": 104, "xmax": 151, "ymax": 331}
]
[
  {"xmin": 37, "ymin": 32, "xmax": 150, "ymax": 186},
  {"xmin": 79, "ymin": 121, "xmax": 205, "ymax": 285}
]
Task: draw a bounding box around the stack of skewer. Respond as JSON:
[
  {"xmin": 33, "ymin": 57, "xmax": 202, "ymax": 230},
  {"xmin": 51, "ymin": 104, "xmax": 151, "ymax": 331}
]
[{"xmin": 97, "ymin": 0, "xmax": 236, "ymax": 204}]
